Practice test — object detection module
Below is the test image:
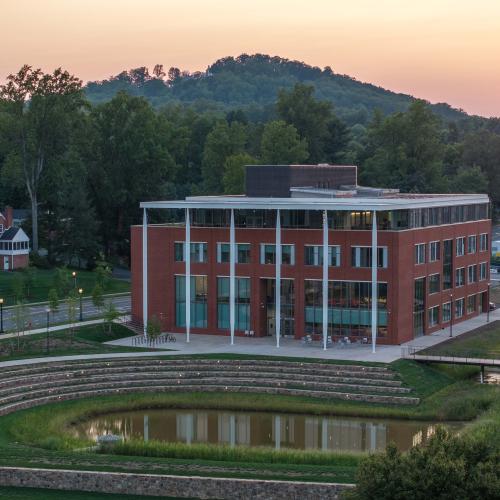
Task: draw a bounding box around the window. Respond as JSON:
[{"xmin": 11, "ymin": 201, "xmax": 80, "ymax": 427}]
[
  {"xmin": 479, "ymin": 262, "xmax": 488, "ymax": 281},
  {"xmin": 442, "ymin": 302, "xmax": 451, "ymax": 322},
  {"xmin": 479, "ymin": 233, "xmax": 488, "ymax": 252},
  {"xmin": 429, "ymin": 241, "xmax": 441, "ymax": 262},
  {"xmin": 216, "ymin": 243, "xmax": 251, "ymax": 263},
  {"xmin": 428, "ymin": 306, "xmax": 439, "ymax": 327},
  {"xmin": 455, "ymin": 298, "xmax": 464, "ymax": 318},
  {"xmin": 455, "ymin": 268, "xmax": 465, "ymax": 287},
  {"xmin": 351, "ymin": 247, "xmax": 388, "ymax": 268},
  {"xmin": 467, "ymin": 264, "xmax": 477, "ymax": 284},
  {"xmin": 467, "ymin": 235, "xmax": 477, "ymax": 254},
  {"xmin": 175, "ymin": 275, "xmax": 208, "ymax": 328},
  {"xmin": 467, "ymin": 295, "xmax": 477, "ymax": 314},
  {"xmin": 429, "ymin": 274, "xmax": 440, "ymax": 294},
  {"xmin": 443, "ymin": 240, "xmax": 453, "ymax": 290},
  {"xmin": 414, "ymin": 278, "xmax": 425, "ymax": 337},
  {"xmin": 0, "ymin": 224, "xmax": 3, "ymax": 234},
  {"xmin": 456, "ymin": 237, "xmax": 465, "ymax": 257},
  {"xmin": 415, "ymin": 243, "xmax": 426, "ymax": 264},
  {"xmin": 174, "ymin": 242, "xmax": 207, "ymax": 263},
  {"xmin": 260, "ymin": 244, "xmax": 294, "ymax": 265},
  {"xmin": 304, "ymin": 245, "xmax": 340, "ymax": 266},
  {"xmin": 217, "ymin": 277, "xmax": 250, "ymax": 331}
]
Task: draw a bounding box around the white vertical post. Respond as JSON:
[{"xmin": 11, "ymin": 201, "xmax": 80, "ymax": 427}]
[
  {"xmin": 229, "ymin": 414, "xmax": 236, "ymax": 447},
  {"xmin": 144, "ymin": 415, "xmax": 149, "ymax": 442},
  {"xmin": 185, "ymin": 208, "xmax": 191, "ymax": 343},
  {"xmin": 229, "ymin": 209, "xmax": 236, "ymax": 345},
  {"xmin": 322, "ymin": 210, "xmax": 328, "ymax": 351},
  {"xmin": 142, "ymin": 208, "xmax": 148, "ymax": 337},
  {"xmin": 274, "ymin": 415, "xmax": 281, "ymax": 450},
  {"xmin": 275, "ymin": 209, "xmax": 281, "ymax": 348},
  {"xmin": 371, "ymin": 211, "xmax": 378, "ymax": 353}
]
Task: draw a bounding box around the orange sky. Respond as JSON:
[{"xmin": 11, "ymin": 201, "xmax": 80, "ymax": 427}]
[{"xmin": 1, "ymin": 0, "xmax": 500, "ymax": 117}]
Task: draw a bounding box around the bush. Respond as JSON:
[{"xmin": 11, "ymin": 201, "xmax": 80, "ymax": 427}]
[
  {"xmin": 345, "ymin": 427, "xmax": 500, "ymax": 500},
  {"xmin": 29, "ymin": 252, "xmax": 52, "ymax": 269}
]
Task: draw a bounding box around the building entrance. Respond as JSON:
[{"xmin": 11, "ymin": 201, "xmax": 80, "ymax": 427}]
[{"xmin": 260, "ymin": 279, "xmax": 295, "ymax": 337}]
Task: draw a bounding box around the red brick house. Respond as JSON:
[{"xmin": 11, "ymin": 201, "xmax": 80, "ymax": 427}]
[{"xmin": 0, "ymin": 206, "xmax": 30, "ymax": 270}]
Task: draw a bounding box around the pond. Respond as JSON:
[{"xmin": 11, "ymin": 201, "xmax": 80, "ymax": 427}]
[{"xmin": 74, "ymin": 409, "xmax": 464, "ymax": 453}]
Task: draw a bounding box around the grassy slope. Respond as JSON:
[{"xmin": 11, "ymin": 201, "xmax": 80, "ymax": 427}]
[
  {"xmin": 422, "ymin": 320, "xmax": 500, "ymax": 359},
  {"xmin": 0, "ymin": 323, "xmax": 155, "ymax": 361},
  {"xmin": 0, "ymin": 268, "xmax": 129, "ymax": 306}
]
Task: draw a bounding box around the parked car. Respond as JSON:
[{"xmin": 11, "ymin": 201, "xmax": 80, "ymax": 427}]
[{"xmin": 489, "ymin": 302, "xmax": 497, "ymax": 311}]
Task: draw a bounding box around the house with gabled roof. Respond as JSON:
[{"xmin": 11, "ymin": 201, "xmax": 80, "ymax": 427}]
[{"xmin": 0, "ymin": 206, "xmax": 30, "ymax": 270}]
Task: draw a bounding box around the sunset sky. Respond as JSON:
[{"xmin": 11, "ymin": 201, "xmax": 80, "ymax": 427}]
[{"xmin": 1, "ymin": 0, "xmax": 500, "ymax": 116}]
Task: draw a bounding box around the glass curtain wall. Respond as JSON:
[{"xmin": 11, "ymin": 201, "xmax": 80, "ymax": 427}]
[
  {"xmin": 217, "ymin": 277, "xmax": 251, "ymax": 331},
  {"xmin": 304, "ymin": 280, "xmax": 388, "ymax": 338},
  {"xmin": 175, "ymin": 276, "xmax": 208, "ymax": 328},
  {"xmin": 413, "ymin": 278, "xmax": 425, "ymax": 337}
]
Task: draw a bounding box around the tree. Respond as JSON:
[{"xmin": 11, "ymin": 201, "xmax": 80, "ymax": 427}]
[
  {"xmin": 360, "ymin": 101, "xmax": 447, "ymax": 193},
  {"xmin": 346, "ymin": 428, "xmax": 500, "ymax": 500},
  {"xmin": 450, "ymin": 166, "xmax": 488, "ymax": 194},
  {"xmin": 11, "ymin": 272, "xmax": 26, "ymax": 302},
  {"xmin": 53, "ymin": 267, "xmax": 70, "ymax": 297},
  {"xmin": 48, "ymin": 288, "xmax": 59, "ymax": 312},
  {"xmin": 92, "ymin": 284, "xmax": 104, "ymax": 311},
  {"xmin": 152, "ymin": 64, "xmax": 165, "ymax": 80},
  {"xmin": 13, "ymin": 301, "xmax": 28, "ymax": 351},
  {"xmin": 260, "ymin": 120, "xmax": 308, "ymax": 164},
  {"xmin": 0, "ymin": 65, "xmax": 83, "ymax": 253},
  {"xmin": 146, "ymin": 315, "xmax": 162, "ymax": 340},
  {"xmin": 222, "ymin": 153, "xmax": 256, "ymax": 194},
  {"xmin": 276, "ymin": 83, "xmax": 332, "ymax": 162},
  {"xmin": 95, "ymin": 264, "xmax": 111, "ymax": 290},
  {"xmin": 22, "ymin": 266, "xmax": 37, "ymax": 299},
  {"xmin": 201, "ymin": 121, "xmax": 247, "ymax": 193},
  {"xmin": 103, "ymin": 302, "xmax": 120, "ymax": 334}
]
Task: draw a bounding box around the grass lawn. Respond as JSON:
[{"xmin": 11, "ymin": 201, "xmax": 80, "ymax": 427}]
[
  {"xmin": 0, "ymin": 323, "xmax": 155, "ymax": 361},
  {"xmin": 422, "ymin": 320, "xmax": 500, "ymax": 359},
  {"xmin": 0, "ymin": 487, "xmax": 182, "ymax": 499},
  {"xmin": 0, "ymin": 267, "xmax": 130, "ymax": 306}
]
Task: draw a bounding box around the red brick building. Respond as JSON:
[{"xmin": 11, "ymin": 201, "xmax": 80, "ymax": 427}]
[{"xmin": 131, "ymin": 165, "xmax": 491, "ymax": 348}]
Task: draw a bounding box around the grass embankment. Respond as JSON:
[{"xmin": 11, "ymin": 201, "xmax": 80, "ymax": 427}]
[
  {"xmin": 0, "ymin": 267, "xmax": 129, "ymax": 306},
  {"xmin": 0, "ymin": 323, "xmax": 154, "ymax": 361},
  {"xmin": 422, "ymin": 320, "xmax": 500, "ymax": 359}
]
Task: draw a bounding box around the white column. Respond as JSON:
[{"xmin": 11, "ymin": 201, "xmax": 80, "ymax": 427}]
[
  {"xmin": 274, "ymin": 415, "xmax": 281, "ymax": 450},
  {"xmin": 322, "ymin": 210, "xmax": 328, "ymax": 350},
  {"xmin": 321, "ymin": 418, "xmax": 328, "ymax": 451},
  {"xmin": 142, "ymin": 208, "xmax": 148, "ymax": 337},
  {"xmin": 185, "ymin": 208, "xmax": 191, "ymax": 343},
  {"xmin": 229, "ymin": 209, "xmax": 236, "ymax": 345},
  {"xmin": 143, "ymin": 415, "xmax": 149, "ymax": 442},
  {"xmin": 371, "ymin": 211, "xmax": 378, "ymax": 353},
  {"xmin": 229, "ymin": 414, "xmax": 236, "ymax": 447},
  {"xmin": 275, "ymin": 209, "xmax": 281, "ymax": 348}
]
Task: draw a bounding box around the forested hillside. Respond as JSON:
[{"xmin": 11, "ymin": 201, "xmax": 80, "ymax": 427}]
[
  {"xmin": 1, "ymin": 59, "xmax": 499, "ymax": 267},
  {"xmin": 85, "ymin": 54, "xmax": 471, "ymax": 125}
]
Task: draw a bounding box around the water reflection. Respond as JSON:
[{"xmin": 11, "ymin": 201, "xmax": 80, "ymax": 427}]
[{"xmin": 75, "ymin": 409, "xmax": 463, "ymax": 453}]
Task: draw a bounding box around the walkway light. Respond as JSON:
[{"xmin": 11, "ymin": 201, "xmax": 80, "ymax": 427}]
[
  {"xmin": 449, "ymin": 294, "xmax": 453, "ymax": 338},
  {"xmin": 487, "ymin": 282, "xmax": 491, "ymax": 323},
  {"xmin": 45, "ymin": 307, "xmax": 50, "ymax": 353},
  {"xmin": 78, "ymin": 288, "xmax": 83, "ymax": 321},
  {"xmin": 72, "ymin": 271, "xmax": 77, "ymax": 289},
  {"xmin": 0, "ymin": 297, "xmax": 3, "ymax": 334}
]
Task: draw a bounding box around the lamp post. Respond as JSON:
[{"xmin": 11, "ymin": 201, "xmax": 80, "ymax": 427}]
[
  {"xmin": 72, "ymin": 271, "xmax": 77, "ymax": 289},
  {"xmin": 487, "ymin": 282, "xmax": 491, "ymax": 323},
  {"xmin": 78, "ymin": 288, "xmax": 83, "ymax": 321},
  {"xmin": 45, "ymin": 307, "xmax": 50, "ymax": 353},
  {"xmin": 449, "ymin": 293, "xmax": 453, "ymax": 338},
  {"xmin": 0, "ymin": 298, "xmax": 3, "ymax": 334}
]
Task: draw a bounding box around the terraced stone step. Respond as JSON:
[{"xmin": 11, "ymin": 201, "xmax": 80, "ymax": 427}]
[
  {"xmin": 0, "ymin": 365, "xmax": 402, "ymax": 391},
  {"xmin": 0, "ymin": 383, "xmax": 420, "ymax": 416},
  {"xmin": 0, "ymin": 373, "xmax": 412, "ymax": 401},
  {"xmin": 0, "ymin": 358, "xmax": 396, "ymax": 381}
]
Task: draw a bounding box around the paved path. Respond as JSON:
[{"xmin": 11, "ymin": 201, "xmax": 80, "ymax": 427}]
[{"xmin": 1, "ymin": 294, "xmax": 131, "ymax": 332}]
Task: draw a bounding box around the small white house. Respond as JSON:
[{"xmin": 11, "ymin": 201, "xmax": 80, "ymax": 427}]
[{"xmin": 0, "ymin": 227, "xmax": 30, "ymax": 270}]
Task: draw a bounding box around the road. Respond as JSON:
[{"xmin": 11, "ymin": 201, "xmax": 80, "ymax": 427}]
[{"xmin": 1, "ymin": 294, "xmax": 131, "ymax": 332}]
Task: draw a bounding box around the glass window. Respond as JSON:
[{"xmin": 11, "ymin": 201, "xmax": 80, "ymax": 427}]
[
  {"xmin": 415, "ymin": 244, "xmax": 426, "ymax": 264},
  {"xmin": 456, "ymin": 237, "xmax": 465, "ymax": 256},
  {"xmin": 467, "ymin": 264, "xmax": 477, "ymax": 284},
  {"xmin": 351, "ymin": 247, "xmax": 388, "ymax": 268},
  {"xmin": 304, "ymin": 245, "xmax": 340, "ymax": 266},
  {"xmin": 467, "ymin": 295, "xmax": 477, "ymax": 314},
  {"xmin": 467, "ymin": 235, "xmax": 477, "ymax": 254},
  {"xmin": 429, "ymin": 274, "xmax": 440, "ymax": 294},
  {"xmin": 414, "ymin": 278, "xmax": 425, "ymax": 337},
  {"xmin": 455, "ymin": 298, "xmax": 464, "ymax": 318},
  {"xmin": 175, "ymin": 275, "xmax": 208, "ymax": 328},
  {"xmin": 442, "ymin": 302, "xmax": 451, "ymax": 322},
  {"xmin": 479, "ymin": 262, "xmax": 488, "ymax": 281},
  {"xmin": 442, "ymin": 239, "xmax": 453, "ymax": 290},
  {"xmin": 455, "ymin": 268, "xmax": 465, "ymax": 287},
  {"xmin": 479, "ymin": 233, "xmax": 488, "ymax": 252},
  {"xmin": 217, "ymin": 277, "xmax": 251, "ymax": 331},
  {"xmin": 174, "ymin": 242, "xmax": 207, "ymax": 263},
  {"xmin": 429, "ymin": 241, "xmax": 441, "ymax": 262},
  {"xmin": 428, "ymin": 306, "xmax": 439, "ymax": 327},
  {"xmin": 260, "ymin": 244, "xmax": 294, "ymax": 265},
  {"xmin": 216, "ymin": 243, "xmax": 251, "ymax": 264}
]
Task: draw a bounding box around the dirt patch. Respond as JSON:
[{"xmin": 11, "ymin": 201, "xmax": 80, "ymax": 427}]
[{"xmin": 0, "ymin": 337, "xmax": 97, "ymax": 358}]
